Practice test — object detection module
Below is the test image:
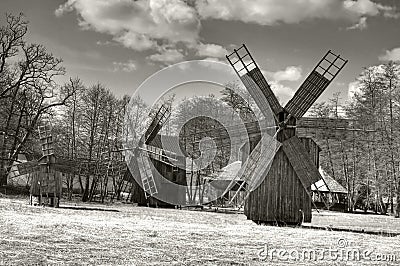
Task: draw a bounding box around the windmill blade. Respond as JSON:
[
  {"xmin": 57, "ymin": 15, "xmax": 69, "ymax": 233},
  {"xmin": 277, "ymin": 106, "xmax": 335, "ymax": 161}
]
[
  {"xmin": 227, "ymin": 44, "xmax": 284, "ymax": 118},
  {"xmin": 53, "ymin": 158, "xmax": 79, "ymax": 174},
  {"xmin": 282, "ymin": 136, "xmax": 322, "ymax": 191},
  {"xmin": 136, "ymin": 149, "xmax": 158, "ymax": 198},
  {"xmin": 285, "ymin": 51, "xmax": 348, "ymax": 118},
  {"xmin": 144, "ymin": 104, "xmax": 171, "ymax": 144},
  {"xmin": 14, "ymin": 161, "xmax": 39, "ymax": 176},
  {"xmin": 246, "ymin": 135, "xmax": 281, "ymax": 191},
  {"xmin": 296, "ymin": 117, "xmax": 376, "ymax": 140},
  {"xmin": 223, "ymin": 133, "xmax": 281, "ymax": 205},
  {"xmin": 139, "ymin": 144, "xmax": 178, "ymax": 167},
  {"xmin": 38, "ymin": 121, "xmax": 54, "ymax": 157}
]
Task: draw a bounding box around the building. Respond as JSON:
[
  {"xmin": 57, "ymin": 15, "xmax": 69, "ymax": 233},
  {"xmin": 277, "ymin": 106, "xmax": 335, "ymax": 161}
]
[{"xmin": 311, "ymin": 167, "xmax": 348, "ymax": 211}]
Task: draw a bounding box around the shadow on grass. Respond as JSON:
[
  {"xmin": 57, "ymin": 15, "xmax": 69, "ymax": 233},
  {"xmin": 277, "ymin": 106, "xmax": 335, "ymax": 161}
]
[
  {"xmin": 59, "ymin": 205, "xmax": 120, "ymax": 212},
  {"xmin": 300, "ymin": 224, "xmax": 400, "ymax": 237}
]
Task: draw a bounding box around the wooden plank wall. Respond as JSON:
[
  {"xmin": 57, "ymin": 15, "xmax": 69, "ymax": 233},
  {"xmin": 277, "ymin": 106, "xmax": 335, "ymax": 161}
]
[
  {"xmin": 244, "ymin": 137, "xmax": 319, "ymax": 224},
  {"xmin": 149, "ymin": 159, "xmax": 186, "ymax": 207},
  {"xmin": 30, "ymin": 157, "xmax": 62, "ymax": 199}
]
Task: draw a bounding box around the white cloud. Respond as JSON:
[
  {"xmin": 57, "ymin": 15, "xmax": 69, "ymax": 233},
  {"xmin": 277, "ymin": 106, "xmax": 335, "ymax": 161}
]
[
  {"xmin": 270, "ymin": 81, "xmax": 295, "ymax": 105},
  {"xmin": 114, "ymin": 32, "xmax": 156, "ymax": 51},
  {"xmin": 379, "ymin": 47, "xmax": 400, "ymax": 62},
  {"xmin": 112, "ymin": 60, "xmax": 137, "ymax": 72},
  {"xmin": 196, "ymin": 0, "xmax": 398, "ymax": 26},
  {"xmin": 270, "ymin": 66, "xmax": 302, "ymax": 82},
  {"xmin": 346, "ymin": 16, "xmax": 368, "ymax": 30},
  {"xmin": 201, "ymin": 57, "xmax": 226, "ymax": 63},
  {"xmin": 343, "ymin": 0, "xmax": 379, "ymax": 16},
  {"xmin": 260, "ymin": 66, "xmax": 302, "ymax": 104},
  {"xmin": 348, "ymin": 81, "xmax": 362, "ymax": 99},
  {"xmin": 147, "ymin": 48, "xmax": 184, "ymax": 64},
  {"xmin": 344, "ymin": 0, "xmax": 399, "ymax": 18},
  {"xmin": 96, "ymin": 40, "xmax": 116, "ymax": 46},
  {"xmin": 196, "ymin": 43, "xmax": 228, "ymax": 58},
  {"xmin": 56, "ymin": 0, "xmax": 200, "ymax": 52},
  {"xmin": 56, "ymin": 0, "xmax": 398, "ymax": 64}
]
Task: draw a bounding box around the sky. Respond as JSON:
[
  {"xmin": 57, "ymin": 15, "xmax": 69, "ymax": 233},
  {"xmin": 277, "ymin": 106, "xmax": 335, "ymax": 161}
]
[{"xmin": 1, "ymin": 0, "xmax": 400, "ymax": 106}]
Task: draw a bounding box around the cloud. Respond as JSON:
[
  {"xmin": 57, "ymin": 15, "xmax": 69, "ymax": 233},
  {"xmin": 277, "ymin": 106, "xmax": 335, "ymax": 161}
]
[
  {"xmin": 201, "ymin": 57, "xmax": 226, "ymax": 63},
  {"xmin": 270, "ymin": 66, "xmax": 302, "ymax": 82},
  {"xmin": 260, "ymin": 66, "xmax": 302, "ymax": 104},
  {"xmin": 195, "ymin": 0, "xmax": 398, "ymax": 26},
  {"xmin": 379, "ymin": 47, "xmax": 400, "ymax": 62},
  {"xmin": 114, "ymin": 31, "xmax": 156, "ymax": 51},
  {"xmin": 348, "ymin": 81, "xmax": 362, "ymax": 98},
  {"xmin": 343, "ymin": 0, "xmax": 380, "ymax": 16},
  {"xmin": 196, "ymin": 43, "xmax": 229, "ymax": 58},
  {"xmin": 346, "ymin": 16, "xmax": 368, "ymax": 30},
  {"xmin": 56, "ymin": 0, "xmax": 398, "ymax": 64},
  {"xmin": 112, "ymin": 60, "xmax": 137, "ymax": 72},
  {"xmin": 147, "ymin": 48, "xmax": 185, "ymax": 64},
  {"xmin": 270, "ymin": 81, "xmax": 295, "ymax": 105},
  {"xmin": 56, "ymin": 0, "xmax": 200, "ymax": 52},
  {"xmin": 96, "ymin": 40, "xmax": 116, "ymax": 46}
]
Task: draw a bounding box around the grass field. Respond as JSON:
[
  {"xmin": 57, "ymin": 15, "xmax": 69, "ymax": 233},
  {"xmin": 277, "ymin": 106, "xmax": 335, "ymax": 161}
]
[{"xmin": 0, "ymin": 197, "xmax": 399, "ymax": 265}]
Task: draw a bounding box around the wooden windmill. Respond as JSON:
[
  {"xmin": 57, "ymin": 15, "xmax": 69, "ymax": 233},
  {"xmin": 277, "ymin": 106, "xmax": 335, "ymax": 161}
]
[
  {"xmin": 132, "ymin": 104, "xmax": 187, "ymax": 207},
  {"xmin": 29, "ymin": 120, "xmax": 62, "ymax": 207},
  {"xmin": 225, "ymin": 44, "xmax": 348, "ymax": 224}
]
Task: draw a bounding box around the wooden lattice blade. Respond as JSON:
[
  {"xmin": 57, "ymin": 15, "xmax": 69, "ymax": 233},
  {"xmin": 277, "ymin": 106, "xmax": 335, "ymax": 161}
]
[
  {"xmin": 285, "ymin": 51, "xmax": 347, "ymax": 118},
  {"xmin": 14, "ymin": 161, "xmax": 39, "ymax": 176},
  {"xmin": 246, "ymin": 135, "xmax": 281, "ymax": 191},
  {"xmin": 285, "ymin": 71, "xmax": 330, "ymax": 118},
  {"xmin": 223, "ymin": 133, "xmax": 280, "ymax": 198},
  {"xmin": 226, "ymin": 44, "xmax": 283, "ymax": 118},
  {"xmin": 296, "ymin": 117, "xmax": 376, "ymax": 140},
  {"xmin": 136, "ymin": 150, "xmax": 158, "ymax": 197},
  {"xmin": 53, "ymin": 158, "xmax": 79, "ymax": 174},
  {"xmin": 282, "ymin": 136, "xmax": 322, "ymax": 190},
  {"xmin": 144, "ymin": 104, "xmax": 171, "ymax": 144},
  {"xmin": 140, "ymin": 144, "xmax": 178, "ymax": 166},
  {"xmin": 241, "ymin": 68, "xmax": 284, "ymax": 117}
]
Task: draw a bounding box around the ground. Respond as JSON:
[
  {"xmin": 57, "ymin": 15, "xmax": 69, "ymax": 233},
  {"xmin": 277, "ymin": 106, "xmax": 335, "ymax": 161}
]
[{"xmin": 0, "ymin": 197, "xmax": 399, "ymax": 265}]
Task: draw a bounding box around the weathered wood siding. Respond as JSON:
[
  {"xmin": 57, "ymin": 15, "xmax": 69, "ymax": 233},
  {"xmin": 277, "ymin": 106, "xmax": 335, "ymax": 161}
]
[
  {"xmin": 244, "ymin": 137, "xmax": 319, "ymax": 224},
  {"xmin": 30, "ymin": 156, "xmax": 62, "ymax": 199}
]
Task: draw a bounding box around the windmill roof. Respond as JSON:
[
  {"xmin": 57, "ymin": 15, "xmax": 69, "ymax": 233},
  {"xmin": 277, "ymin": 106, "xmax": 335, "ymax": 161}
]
[{"xmin": 311, "ymin": 167, "xmax": 347, "ymax": 194}]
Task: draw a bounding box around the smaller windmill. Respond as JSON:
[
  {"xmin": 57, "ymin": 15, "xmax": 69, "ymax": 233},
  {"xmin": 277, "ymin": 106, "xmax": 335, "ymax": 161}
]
[
  {"xmin": 131, "ymin": 104, "xmax": 188, "ymax": 206},
  {"xmin": 135, "ymin": 104, "xmax": 171, "ymax": 198},
  {"xmin": 29, "ymin": 120, "xmax": 62, "ymax": 207}
]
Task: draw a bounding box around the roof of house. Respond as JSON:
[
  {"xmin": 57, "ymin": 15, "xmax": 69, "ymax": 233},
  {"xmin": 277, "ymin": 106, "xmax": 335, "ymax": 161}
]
[
  {"xmin": 311, "ymin": 167, "xmax": 347, "ymax": 194},
  {"xmin": 209, "ymin": 161, "xmax": 242, "ymax": 181}
]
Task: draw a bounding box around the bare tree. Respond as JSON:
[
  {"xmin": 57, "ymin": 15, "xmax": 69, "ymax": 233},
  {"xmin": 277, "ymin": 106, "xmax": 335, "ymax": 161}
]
[{"xmin": 0, "ymin": 13, "xmax": 75, "ymax": 186}]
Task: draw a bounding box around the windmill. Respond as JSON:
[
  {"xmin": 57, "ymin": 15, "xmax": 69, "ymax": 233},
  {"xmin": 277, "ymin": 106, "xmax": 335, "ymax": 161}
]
[
  {"xmin": 29, "ymin": 120, "xmax": 62, "ymax": 207},
  {"xmin": 132, "ymin": 104, "xmax": 187, "ymax": 206},
  {"xmin": 135, "ymin": 104, "xmax": 171, "ymax": 199},
  {"xmin": 224, "ymin": 44, "xmax": 348, "ymax": 224}
]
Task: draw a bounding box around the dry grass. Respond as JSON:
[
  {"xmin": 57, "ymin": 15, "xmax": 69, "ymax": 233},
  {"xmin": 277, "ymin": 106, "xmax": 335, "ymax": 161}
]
[
  {"xmin": 306, "ymin": 210, "xmax": 400, "ymax": 234},
  {"xmin": 0, "ymin": 197, "xmax": 399, "ymax": 265}
]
